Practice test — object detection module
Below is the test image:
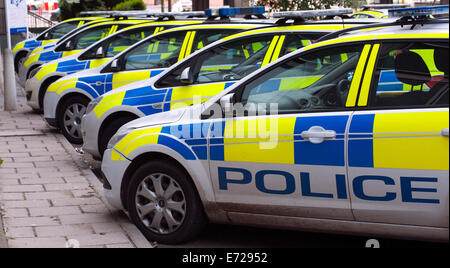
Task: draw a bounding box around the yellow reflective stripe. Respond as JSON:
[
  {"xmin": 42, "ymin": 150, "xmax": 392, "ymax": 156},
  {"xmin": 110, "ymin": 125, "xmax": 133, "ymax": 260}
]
[
  {"xmin": 93, "ymin": 92, "xmax": 126, "ymax": 119},
  {"xmin": 24, "ymin": 54, "xmax": 40, "ymax": 68},
  {"xmin": 184, "ymin": 31, "xmax": 196, "ymax": 58},
  {"xmin": 170, "ymin": 83, "xmax": 226, "ymax": 109},
  {"xmin": 270, "ymin": 35, "xmax": 286, "ymax": 63},
  {"xmin": 178, "ymin": 31, "xmax": 192, "ymax": 62},
  {"xmin": 78, "ymin": 21, "xmax": 85, "ymax": 27},
  {"xmin": 346, "ymin": 44, "xmax": 371, "ymax": 107},
  {"xmin": 305, "ymin": 35, "xmax": 377, "ymax": 51},
  {"xmin": 372, "ymin": 111, "xmax": 449, "ymax": 170},
  {"xmin": 114, "ymin": 127, "xmax": 163, "ymax": 155},
  {"xmin": 47, "ymin": 78, "xmax": 78, "ymax": 93},
  {"xmin": 223, "ymin": 117, "xmax": 296, "ymax": 164},
  {"xmin": 111, "ymin": 71, "xmax": 151, "ymax": 90},
  {"xmin": 111, "ymin": 150, "xmax": 126, "ymax": 161},
  {"xmin": 35, "ymin": 63, "xmax": 57, "ymax": 81},
  {"xmin": 13, "ymin": 42, "xmax": 25, "ymax": 53},
  {"xmin": 62, "ymin": 50, "xmax": 82, "ymax": 57},
  {"xmin": 261, "ymin": 35, "xmax": 279, "ymax": 67},
  {"xmin": 358, "ymin": 44, "xmax": 380, "ymax": 106},
  {"xmin": 89, "ymin": 58, "xmax": 110, "ymax": 69}
]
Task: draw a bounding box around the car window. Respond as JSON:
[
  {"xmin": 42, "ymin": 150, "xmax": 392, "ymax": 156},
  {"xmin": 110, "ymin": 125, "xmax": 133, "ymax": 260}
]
[
  {"xmin": 38, "ymin": 21, "xmax": 79, "ymax": 40},
  {"xmin": 191, "ymin": 29, "xmax": 242, "ymax": 51},
  {"xmin": 122, "ymin": 31, "xmax": 187, "ymax": 70},
  {"xmin": 239, "ymin": 45, "xmax": 365, "ymax": 114},
  {"xmin": 370, "ymin": 42, "xmax": 449, "ymax": 107},
  {"xmin": 71, "ymin": 25, "xmax": 115, "ymax": 50},
  {"xmin": 105, "ymin": 28, "xmax": 156, "ymax": 57},
  {"xmin": 193, "ymin": 36, "xmax": 275, "ymax": 83}
]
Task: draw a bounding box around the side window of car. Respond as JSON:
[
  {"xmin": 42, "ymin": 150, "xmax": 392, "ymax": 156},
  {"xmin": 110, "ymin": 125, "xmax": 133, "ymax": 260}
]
[
  {"xmin": 238, "ymin": 45, "xmax": 366, "ymax": 114},
  {"xmin": 71, "ymin": 25, "xmax": 114, "ymax": 50},
  {"xmin": 191, "ymin": 29, "xmax": 241, "ymax": 50},
  {"xmin": 369, "ymin": 42, "xmax": 449, "ymax": 107},
  {"xmin": 190, "ymin": 35, "xmax": 275, "ymax": 84},
  {"xmin": 105, "ymin": 28, "xmax": 154, "ymax": 57},
  {"xmin": 40, "ymin": 21, "xmax": 79, "ymax": 40},
  {"xmin": 278, "ymin": 34, "xmax": 321, "ymax": 57},
  {"xmin": 121, "ymin": 31, "xmax": 187, "ymax": 71}
]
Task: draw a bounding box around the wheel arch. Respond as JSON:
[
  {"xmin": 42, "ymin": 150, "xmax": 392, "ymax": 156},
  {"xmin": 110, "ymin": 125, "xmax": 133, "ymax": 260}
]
[
  {"xmin": 120, "ymin": 152, "xmax": 200, "ymax": 212},
  {"xmin": 98, "ymin": 111, "xmax": 140, "ymax": 154},
  {"xmin": 55, "ymin": 92, "xmax": 92, "ymax": 128}
]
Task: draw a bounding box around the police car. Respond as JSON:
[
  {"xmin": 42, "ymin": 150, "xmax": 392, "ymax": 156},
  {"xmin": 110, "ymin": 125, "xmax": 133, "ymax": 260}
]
[
  {"xmin": 13, "ymin": 16, "xmax": 106, "ymax": 74},
  {"xmin": 79, "ymin": 9, "xmax": 390, "ymax": 159},
  {"xmin": 19, "ymin": 16, "xmax": 155, "ymax": 89},
  {"xmin": 100, "ymin": 6, "xmax": 449, "ymax": 244},
  {"xmin": 24, "ymin": 14, "xmax": 207, "ymax": 113},
  {"xmin": 350, "ymin": 4, "xmax": 409, "ymax": 18},
  {"xmin": 42, "ymin": 8, "xmax": 280, "ymax": 144}
]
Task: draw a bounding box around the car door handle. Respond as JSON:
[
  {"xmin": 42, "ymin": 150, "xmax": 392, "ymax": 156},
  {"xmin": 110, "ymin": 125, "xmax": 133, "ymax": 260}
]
[
  {"xmin": 301, "ymin": 126, "xmax": 336, "ymax": 144},
  {"xmin": 442, "ymin": 128, "xmax": 449, "ymax": 137}
]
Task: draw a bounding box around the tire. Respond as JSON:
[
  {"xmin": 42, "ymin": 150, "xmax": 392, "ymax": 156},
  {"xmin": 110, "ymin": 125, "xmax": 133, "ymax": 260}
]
[
  {"xmin": 57, "ymin": 95, "xmax": 90, "ymax": 144},
  {"xmin": 98, "ymin": 115, "xmax": 137, "ymax": 158},
  {"xmin": 127, "ymin": 160, "xmax": 207, "ymax": 244}
]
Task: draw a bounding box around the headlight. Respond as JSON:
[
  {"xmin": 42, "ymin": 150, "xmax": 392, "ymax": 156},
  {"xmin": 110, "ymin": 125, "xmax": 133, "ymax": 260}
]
[
  {"xmin": 86, "ymin": 96, "xmax": 103, "ymax": 114},
  {"xmin": 107, "ymin": 131, "xmax": 128, "ymax": 150},
  {"xmin": 28, "ymin": 66, "xmax": 42, "ymax": 79}
]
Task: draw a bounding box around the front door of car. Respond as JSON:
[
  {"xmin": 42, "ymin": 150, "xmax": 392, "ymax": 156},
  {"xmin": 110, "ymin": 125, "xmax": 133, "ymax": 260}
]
[
  {"xmin": 347, "ymin": 41, "xmax": 449, "ymax": 227},
  {"xmin": 206, "ymin": 43, "xmax": 370, "ymax": 220}
]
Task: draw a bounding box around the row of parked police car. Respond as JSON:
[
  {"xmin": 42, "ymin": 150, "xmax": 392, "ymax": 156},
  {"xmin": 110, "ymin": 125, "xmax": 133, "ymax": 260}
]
[{"xmin": 13, "ymin": 4, "xmax": 449, "ymax": 244}]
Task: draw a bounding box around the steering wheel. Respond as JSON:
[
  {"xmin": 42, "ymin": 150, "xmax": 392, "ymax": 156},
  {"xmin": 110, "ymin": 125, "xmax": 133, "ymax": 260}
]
[{"xmin": 336, "ymin": 78, "xmax": 351, "ymax": 106}]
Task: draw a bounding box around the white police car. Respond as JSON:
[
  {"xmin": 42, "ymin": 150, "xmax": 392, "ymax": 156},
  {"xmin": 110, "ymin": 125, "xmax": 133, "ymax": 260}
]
[{"xmin": 101, "ymin": 6, "xmax": 449, "ymax": 244}]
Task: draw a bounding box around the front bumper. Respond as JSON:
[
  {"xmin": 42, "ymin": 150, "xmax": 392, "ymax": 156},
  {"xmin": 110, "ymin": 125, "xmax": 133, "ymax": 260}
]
[
  {"xmin": 101, "ymin": 149, "xmax": 131, "ymax": 210},
  {"xmin": 81, "ymin": 110, "xmax": 103, "ymax": 160},
  {"xmin": 25, "ymin": 76, "xmax": 41, "ymax": 110},
  {"xmin": 43, "ymin": 91, "xmax": 61, "ymax": 127}
]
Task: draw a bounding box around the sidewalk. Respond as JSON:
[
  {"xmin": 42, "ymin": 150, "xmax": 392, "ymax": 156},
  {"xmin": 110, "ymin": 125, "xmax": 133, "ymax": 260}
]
[{"xmin": 0, "ymin": 86, "xmax": 152, "ymax": 248}]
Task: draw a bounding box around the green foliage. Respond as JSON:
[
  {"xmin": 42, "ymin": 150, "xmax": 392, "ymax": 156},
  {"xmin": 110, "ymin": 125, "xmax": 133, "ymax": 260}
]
[
  {"xmin": 256, "ymin": 0, "xmax": 366, "ymax": 11},
  {"xmin": 58, "ymin": 0, "xmax": 107, "ymax": 20},
  {"xmin": 113, "ymin": 0, "xmax": 146, "ymax": 11}
]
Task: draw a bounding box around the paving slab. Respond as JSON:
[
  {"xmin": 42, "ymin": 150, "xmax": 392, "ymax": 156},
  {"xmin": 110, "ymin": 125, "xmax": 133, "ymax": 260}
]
[{"xmin": 0, "ymin": 81, "xmax": 152, "ymax": 248}]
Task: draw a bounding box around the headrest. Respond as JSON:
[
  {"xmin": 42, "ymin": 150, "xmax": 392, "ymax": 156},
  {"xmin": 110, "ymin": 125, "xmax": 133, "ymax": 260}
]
[
  {"xmin": 395, "ymin": 51, "xmax": 431, "ymax": 86},
  {"xmin": 434, "ymin": 48, "xmax": 449, "ymax": 75}
]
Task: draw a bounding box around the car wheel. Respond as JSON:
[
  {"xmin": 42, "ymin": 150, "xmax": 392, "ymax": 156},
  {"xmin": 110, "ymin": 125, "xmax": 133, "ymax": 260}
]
[
  {"xmin": 58, "ymin": 95, "xmax": 90, "ymax": 144},
  {"xmin": 127, "ymin": 160, "xmax": 207, "ymax": 244},
  {"xmin": 98, "ymin": 115, "xmax": 137, "ymax": 157}
]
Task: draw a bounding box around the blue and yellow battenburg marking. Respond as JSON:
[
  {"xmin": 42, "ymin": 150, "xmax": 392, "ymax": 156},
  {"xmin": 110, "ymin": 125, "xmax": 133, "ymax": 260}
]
[
  {"xmin": 113, "ymin": 115, "xmax": 349, "ymax": 166},
  {"xmin": 348, "ymin": 110, "xmax": 449, "ymax": 170},
  {"xmin": 47, "ymin": 69, "xmax": 165, "ymax": 98},
  {"xmin": 93, "ymin": 82, "xmax": 235, "ymax": 119},
  {"xmin": 13, "ymin": 39, "xmax": 57, "ymax": 54}
]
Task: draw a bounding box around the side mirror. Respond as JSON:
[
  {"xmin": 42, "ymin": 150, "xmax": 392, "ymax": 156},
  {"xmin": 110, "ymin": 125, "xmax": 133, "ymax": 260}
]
[
  {"xmin": 95, "ymin": 47, "xmax": 104, "ymax": 58},
  {"xmin": 180, "ymin": 67, "xmax": 193, "ymax": 84},
  {"xmin": 44, "ymin": 32, "xmax": 50, "ymax": 40},
  {"xmin": 219, "ymin": 93, "xmax": 235, "ymax": 115},
  {"xmin": 111, "ymin": 59, "xmax": 120, "ymax": 72},
  {"xmin": 65, "ymin": 41, "xmax": 72, "ymax": 50}
]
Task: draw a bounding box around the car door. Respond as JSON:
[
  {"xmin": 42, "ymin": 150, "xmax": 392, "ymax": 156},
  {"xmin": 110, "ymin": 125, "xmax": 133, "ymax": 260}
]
[
  {"xmin": 206, "ymin": 43, "xmax": 371, "ymax": 220},
  {"xmin": 347, "ymin": 40, "xmax": 449, "ymax": 227}
]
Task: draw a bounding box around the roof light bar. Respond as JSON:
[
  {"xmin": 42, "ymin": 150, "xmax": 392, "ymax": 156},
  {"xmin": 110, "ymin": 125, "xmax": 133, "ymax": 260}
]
[
  {"xmin": 361, "ymin": 4, "xmax": 409, "ymax": 10},
  {"xmin": 388, "ymin": 5, "xmax": 449, "ymax": 18},
  {"xmin": 80, "ymin": 10, "xmax": 205, "ymax": 18},
  {"xmin": 146, "ymin": 11, "xmax": 205, "ymax": 17},
  {"xmin": 205, "ymin": 7, "xmax": 265, "ymax": 17},
  {"xmin": 273, "ymin": 8, "xmax": 353, "ymax": 19}
]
